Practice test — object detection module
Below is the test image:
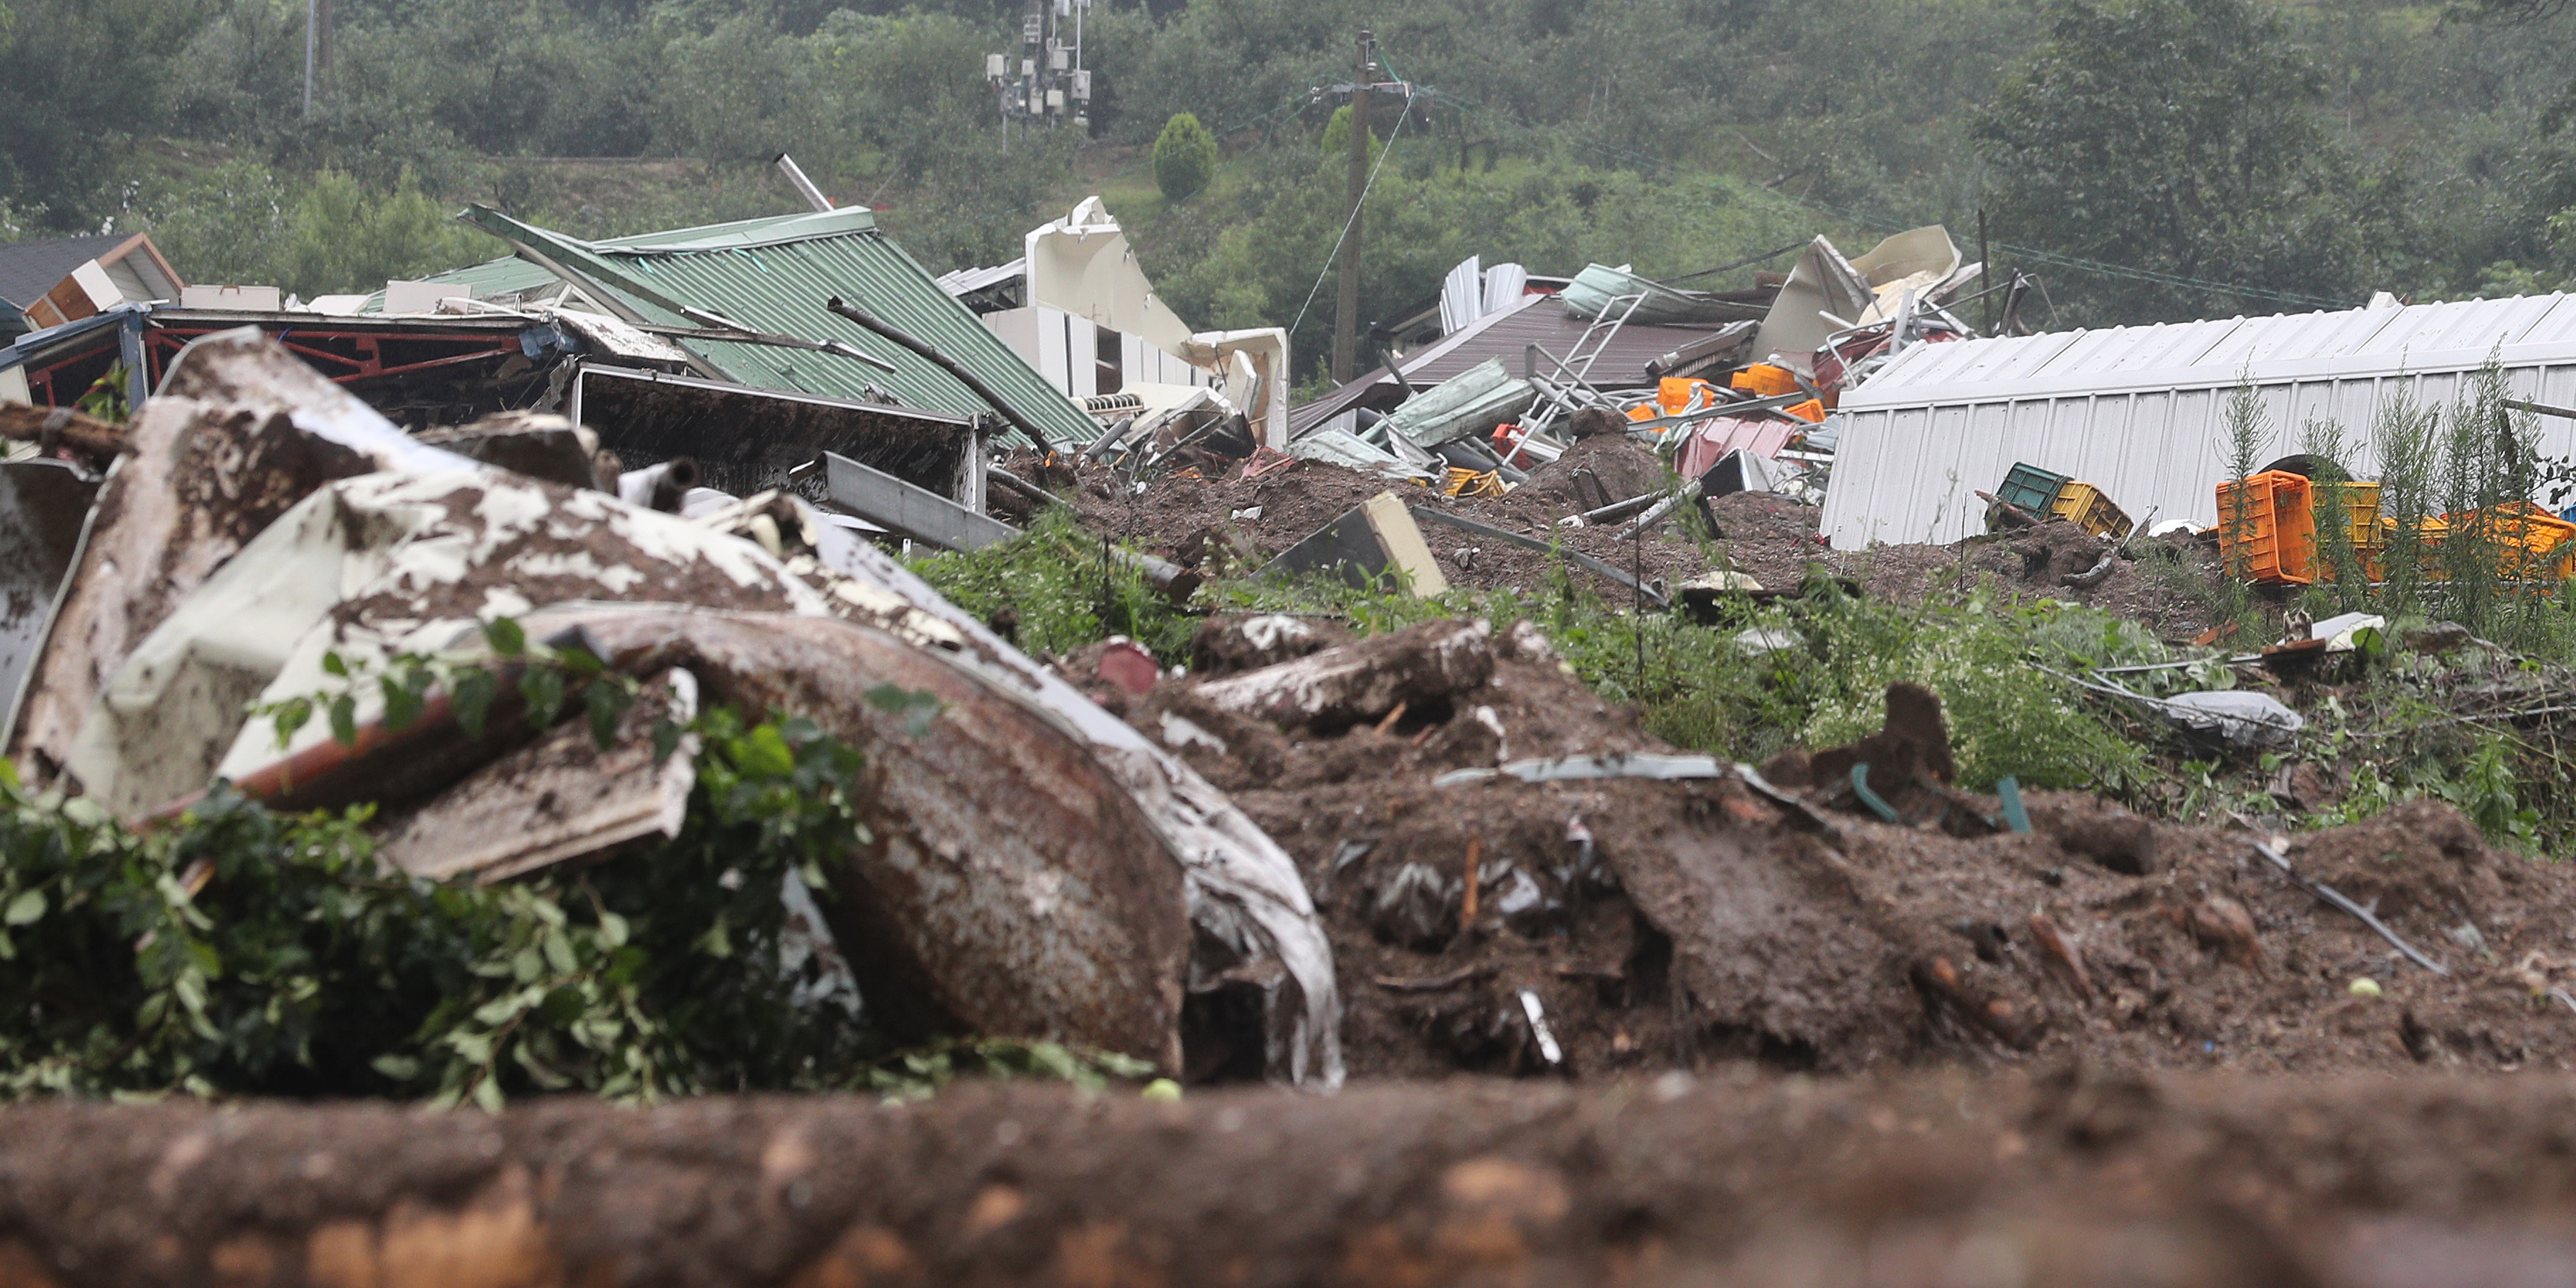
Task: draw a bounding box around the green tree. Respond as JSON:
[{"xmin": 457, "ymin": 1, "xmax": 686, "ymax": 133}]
[
  {"xmin": 1316, "ymin": 103, "xmax": 1379, "ymax": 166},
  {"xmin": 1152, "ymin": 112, "xmax": 1218, "ymax": 203},
  {"xmin": 0, "ymin": 0, "xmax": 212, "ymax": 229},
  {"xmin": 1972, "ymin": 0, "xmax": 2404, "ymax": 324}
]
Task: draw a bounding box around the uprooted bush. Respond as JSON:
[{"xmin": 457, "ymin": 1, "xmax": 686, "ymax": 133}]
[{"xmin": 0, "ymin": 688, "xmax": 1150, "ymax": 1107}]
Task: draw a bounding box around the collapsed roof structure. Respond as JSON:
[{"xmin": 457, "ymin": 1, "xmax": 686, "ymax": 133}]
[
  {"xmin": 428, "ymin": 204, "xmax": 1100, "ymax": 449},
  {"xmin": 0, "ymin": 232, "xmax": 183, "ymax": 341},
  {"xmin": 940, "ymin": 197, "xmax": 1291, "ymax": 449}
]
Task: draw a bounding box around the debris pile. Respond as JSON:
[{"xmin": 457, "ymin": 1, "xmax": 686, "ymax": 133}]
[
  {"xmin": 1063, "ymin": 606, "xmax": 2576, "ymax": 1079},
  {"xmin": 0, "ymin": 329, "xmax": 1342, "ymax": 1090}
]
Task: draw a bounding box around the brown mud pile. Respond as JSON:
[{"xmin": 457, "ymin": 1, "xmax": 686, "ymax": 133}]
[
  {"xmin": 1063, "ymin": 444, "xmax": 1717, "ymax": 599},
  {"xmin": 1071, "ymin": 615, "xmax": 2576, "ymax": 1082},
  {"xmin": 22, "ymin": 1071, "xmax": 2576, "ymax": 1287},
  {"xmin": 1055, "ymin": 443, "xmax": 2224, "ymax": 636}
]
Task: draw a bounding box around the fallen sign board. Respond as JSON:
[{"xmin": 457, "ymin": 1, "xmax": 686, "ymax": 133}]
[
  {"xmin": 1267, "ymin": 491, "xmax": 1452, "ymax": 596},
  {"xmin": 825, "ymin": 450, "xmax": 1017, "ymax": 552}
]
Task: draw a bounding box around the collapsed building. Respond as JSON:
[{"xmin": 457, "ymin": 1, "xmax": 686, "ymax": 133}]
[{"xmin": 15, "ymin": 179, "xmax": 2576, "ymax": 1104}]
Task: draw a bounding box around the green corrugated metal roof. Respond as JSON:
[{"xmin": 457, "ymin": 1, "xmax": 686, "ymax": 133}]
[{"xmin": 436, "ymin": 205, "xmax": 1092, "ymax": 448}]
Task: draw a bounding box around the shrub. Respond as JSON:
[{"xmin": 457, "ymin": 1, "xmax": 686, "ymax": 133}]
[{"xmin": 1151, "ymin": 111, "xmax": 1217, "ymax": 203}]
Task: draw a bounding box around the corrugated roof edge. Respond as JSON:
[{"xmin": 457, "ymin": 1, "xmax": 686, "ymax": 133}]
[{"xmin": 1843, "ymin": 293, "xmax": 2576, "ymax": 409}]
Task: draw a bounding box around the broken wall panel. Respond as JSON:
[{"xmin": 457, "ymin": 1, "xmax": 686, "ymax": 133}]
[
  {"xmin": 570, "ymin": 363, "xmax": 982, "ymax": 506},
  {"xmin": 5, "ymin": 327, "xmax": 485, "ymax": 789}
]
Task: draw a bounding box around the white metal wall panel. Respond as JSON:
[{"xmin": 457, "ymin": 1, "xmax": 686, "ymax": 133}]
[{"xmin": 1820, "ymin": 294, "xmax": 2576, "ymax": 549}]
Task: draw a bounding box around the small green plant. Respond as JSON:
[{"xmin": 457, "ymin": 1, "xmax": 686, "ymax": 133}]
[
  {"xmin": 2300, "ymin": 416, "xmax": 2367, "ymax": 608},
  {"xmin": 73, "ymin": 363, "xmax": 129, "ymax": 423},
  {"xmin": 0, "ymin": 627, "xmax": 1153, "ymax": 1106},
  {"xmin": 1152, "ymin": 112, "xmax": 1219, "ymax": 203}
]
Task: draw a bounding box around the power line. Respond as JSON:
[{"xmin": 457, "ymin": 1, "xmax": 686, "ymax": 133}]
[{"xmin": 1290, "ymin": 89, "xmax": 1413, "ymax": 340}]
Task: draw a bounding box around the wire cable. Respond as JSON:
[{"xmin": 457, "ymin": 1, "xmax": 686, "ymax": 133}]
[{"xmin": 1288, "ymin": 88, "xmax": 1414, "ymax": 340}]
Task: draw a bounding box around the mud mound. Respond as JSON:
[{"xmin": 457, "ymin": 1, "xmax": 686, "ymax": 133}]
[
  {"xmin": 1068, "ymin": 457, "xmax": 1716, "ymax": 598},
  {"xmin": 1106, "ymin": 617, "xmax": 2576, "ymax": 1080},
  {"xmin": 1498, "ymin": 434, "xmax": 1671, "ymax": 516},
  {"xmin": 34, "ymin": 1073, "xmax": 2576, "ymax": 1287},
  {"xmin": 1702, "ymin": 490, "xmax": 1831, "ymax": 589}
]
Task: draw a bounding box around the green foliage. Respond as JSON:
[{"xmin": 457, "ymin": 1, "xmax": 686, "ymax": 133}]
[
  {"xmin": 1973, "ymin": 0, "xmax": 2404, "ymax": 322},
  {"xmin": 1316, "ymin": 104, "xmax": 1379, "ymax": 165},
  {"xmin": 917, "ymin": 521, "xmax": 2148, "ymax": 793},
  {"xmin": 0, "ymin": 632, "xmax": 1138, "ymax": 1105},
  {"xmin": 8, "ymin": 0, "xmax": 2576, "ymax": 313},
  {"xmin": 1152, "ymin": 112, "xmax": 1218, "ymax": 203},
  {"xmin": 910, "ymin": 509, "xmax": 1202, "ymax": 662},
  {"xmin": 0, "ymin": 702, "xmax": 866, "ymax": 1103},
  {"xmin": 141, "ymin": 164, "xmax": 485, "ymax": 298},
  {"xmin": 2301, "ymin": 417, "xmax": 2368, "ymax": 610}
]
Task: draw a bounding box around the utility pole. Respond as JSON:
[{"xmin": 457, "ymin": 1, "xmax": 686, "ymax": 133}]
[
  {"xmin": 1332, "ymin": 30, "xmax": 1380, "ymax": 385},
  {"xmin": 303, "ymin": 0, "xmax": 334, "ymax": 118}
]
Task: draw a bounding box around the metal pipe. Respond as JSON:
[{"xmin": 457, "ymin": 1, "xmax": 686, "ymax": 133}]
[
  {"xmin": 774, "ymin": 154, "xmax": 835, "ymax": 213},
  {"xmin": 826, "ymin": 295, "xmax": 1062, "ymax": 455}
]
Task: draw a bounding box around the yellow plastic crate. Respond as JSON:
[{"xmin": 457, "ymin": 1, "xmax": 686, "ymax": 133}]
[
  {"xmin": 2047, "ymin": 481, "xmax": 2135, "ymax": 541},
  {"xmin": 2362, "ymin": 515, "xmax": 2448, "ymax": 582},
  {"xmin": 2338, "ymin": 482, "xmax": 2382, "ymax": 550}
]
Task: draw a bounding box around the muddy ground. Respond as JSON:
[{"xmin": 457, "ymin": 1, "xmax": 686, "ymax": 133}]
[
  {"xmin": 1049, "ymin": 439, "xmax": 2227, "ymax": 638},
  {"xmin": 1057, "ymin": 609, "xmax": 2576, "ymax": 1087},
  {"xmin": 18, "ymin": 1070, "xmax": 2576, "ymax": 1287}
]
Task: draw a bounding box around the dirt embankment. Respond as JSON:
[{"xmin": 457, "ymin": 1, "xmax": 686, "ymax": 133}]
[
  {"xmin": 1061, "ymin": 611, "xmax": 2576, "ymax": 1085},
  {"xmin": 18, "ymin": 1070, "xmax": 2576, "ymax": 1287}
]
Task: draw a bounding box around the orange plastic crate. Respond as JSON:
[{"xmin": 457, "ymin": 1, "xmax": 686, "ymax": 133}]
[
  {"xmin": 2453, "ymin": 502, "xmax": 2576, "ymax": 580},
  {"xmin": 1729, "ymin": 363, "xmax": 1800, "ymax": 397},
  {"xmin": 2215, "ymin": 471, "xmax": 2315, "ymax": 584}
]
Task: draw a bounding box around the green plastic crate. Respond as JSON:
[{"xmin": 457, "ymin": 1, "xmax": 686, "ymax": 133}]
[{"xmin": 1999, "ymin": 462, "xmax": 2071, "ymax": 515}]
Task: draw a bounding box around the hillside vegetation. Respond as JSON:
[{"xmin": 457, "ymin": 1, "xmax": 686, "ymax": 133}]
[{"xmin": 5, "ymin": 0, "xmax": 2576, "ymax": 378}]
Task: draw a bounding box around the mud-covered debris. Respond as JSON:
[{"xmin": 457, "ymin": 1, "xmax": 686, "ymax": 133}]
[
  {"xmin": 1195, "ymin": 618, "xmax": 1493, "ymax": 733},
  {"xmin": 2406, "ymin": 621, "xmax": 2474, "ymax": 653},
  {"xmin": 2032, "ymin": 796, "xmax": 2161, "ymax": 875},
  {"xmin": 2183, "ymin": 894, "xmax": 2264, "ymax": 967},
  {"xmin": 415, "ymin": 411, "xmax": 614, "ymax": 492},
  {"xmin": 1190, "ymin": 612, "xmax": 1345, "ymax": 676},
  {"xmin": 9, "ymin": 329, "xmax": 483, "ymax": 791},
  {"xmin": 1372, "ymin": 862, "xmax": 1461, "ymax": 950},
  {"xmin": 1095, "ymin": 638, "xmax": 1160, "ymax": 695}
]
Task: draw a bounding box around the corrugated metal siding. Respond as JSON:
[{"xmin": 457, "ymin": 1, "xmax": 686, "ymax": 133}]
[
  {"xmin": 1819, "ymin": 295, "xmax": 2576, "ymax": 550},
  {"xmin": 597, "ymin": 232, "xmax": 1095, "ymax": 447},
  {"xmin": 427, "ymin": 208, "xmax": 1094, "ymax": 449}
]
